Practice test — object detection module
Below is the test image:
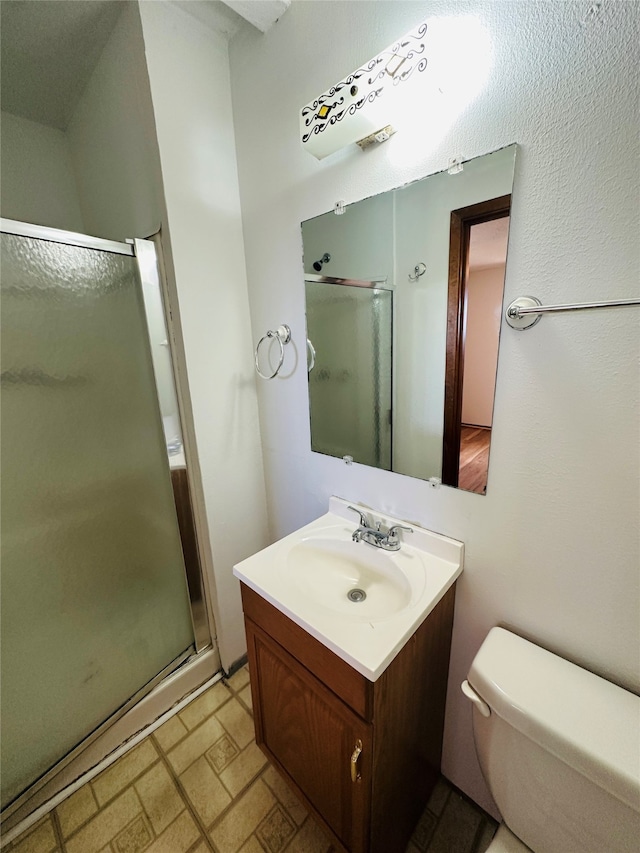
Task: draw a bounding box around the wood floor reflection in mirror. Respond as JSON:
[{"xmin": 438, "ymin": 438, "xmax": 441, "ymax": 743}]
[{"xmin": 458, "ymin": 426, "xmax": 491, "ymax": 495}]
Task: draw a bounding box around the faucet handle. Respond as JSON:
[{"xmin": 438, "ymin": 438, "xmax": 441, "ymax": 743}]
[
  {"xmin": 387, "ymin": 524, "xmax": 413, "ymax": 539},
  {"xmin": 347, "ymin": 505, "xmax": 370, "ymax": 528}
]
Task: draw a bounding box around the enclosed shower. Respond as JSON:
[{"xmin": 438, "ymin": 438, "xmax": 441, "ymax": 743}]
[{"xmin": 0, "ymin": 219, "xmax": 216, "ymax": 824}]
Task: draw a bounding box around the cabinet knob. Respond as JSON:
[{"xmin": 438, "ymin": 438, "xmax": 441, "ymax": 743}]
[{"xmin": 350, "ymin": 739, "xmax": 363, "ymax": 782}]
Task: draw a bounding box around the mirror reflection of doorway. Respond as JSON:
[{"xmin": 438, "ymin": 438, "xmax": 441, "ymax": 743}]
[{"xmin": 442, "ymin": 196, "xmax": 511, "ymax": 493}]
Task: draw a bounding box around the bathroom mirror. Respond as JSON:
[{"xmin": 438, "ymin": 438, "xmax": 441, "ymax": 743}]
[{"xmin": 302, "ymin": 145, "xmax": 516, "ymax": 494}]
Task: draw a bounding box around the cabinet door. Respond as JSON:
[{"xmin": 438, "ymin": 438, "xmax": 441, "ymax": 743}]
[{"xmin": 246, "ymin": 618, "xmax": 371, "ymax": 852}]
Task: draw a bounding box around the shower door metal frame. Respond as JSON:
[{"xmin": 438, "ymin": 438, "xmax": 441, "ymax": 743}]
[
  {"xmin": 132, "ymin": 235, "xmax": 210, "ymax": 652},
  {"xmin": 0, "ymin": 217, "xmax": 214, "ymax": 820},
  {"xmin": 0, "ymin": 218, "xmax": 136, "ymax": 255}
]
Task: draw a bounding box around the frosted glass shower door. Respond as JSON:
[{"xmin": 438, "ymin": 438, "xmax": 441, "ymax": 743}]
[{"xmin": 0, "ymin": 230, "xmax": 195, "ymax": 809}]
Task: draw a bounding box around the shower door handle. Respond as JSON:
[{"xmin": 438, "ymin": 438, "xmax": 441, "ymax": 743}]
[{"xmin": 306, "ymin": 338, "xmax": 316, "ymax": 373}]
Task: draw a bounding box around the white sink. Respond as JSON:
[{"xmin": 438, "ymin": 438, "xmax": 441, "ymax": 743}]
[
  {"xmin": 233, "ymin": 496, "xmax": 464, "ymax": 681},
  {"xmin": 286, "ymin": 535, "xmax": 422, "ymax": 622}
]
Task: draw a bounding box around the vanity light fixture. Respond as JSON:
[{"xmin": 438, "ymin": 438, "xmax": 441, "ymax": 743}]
[
  {"xmin": 356, "ymin": 124, "xmax": 397, "ymax": 150},
  {"xmin": 300, "ymin": 20, "xmax": 429, "ymax": 160}
]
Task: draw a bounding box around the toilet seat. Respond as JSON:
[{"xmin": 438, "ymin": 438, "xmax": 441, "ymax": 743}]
[{"xmin": 485, "ymin": 824, "xmax": 532, "ymax": 852}]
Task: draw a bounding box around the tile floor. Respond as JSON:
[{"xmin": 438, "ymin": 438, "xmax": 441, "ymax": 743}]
[{"xmin": 4, "ymin": 668, "xmax": 497, "ymax": 853}]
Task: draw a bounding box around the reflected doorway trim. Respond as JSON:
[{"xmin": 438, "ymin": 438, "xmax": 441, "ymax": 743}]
[{"xmin": 442, "ymin": 195, "xmax": 511, "ymax": 488}]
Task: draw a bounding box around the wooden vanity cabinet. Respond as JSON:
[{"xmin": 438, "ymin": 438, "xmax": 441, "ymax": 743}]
[{"xmin": 241, "ymin": 583, "xmax": 456, "ymax": 853}]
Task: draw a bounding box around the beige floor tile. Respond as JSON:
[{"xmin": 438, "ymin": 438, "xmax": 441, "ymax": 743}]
[
  {"xmin": 56, "ymin": 784, "xmax": 99, "ymax": 838},
  {"xmin": 206, "ymin": 733, "xmax": 240, "ymax": 774},
  {"xmin": 218, "ymin": 741, "xmax": 267, "ymax": 798},
  {"xmin": 179, "ymin": 755, "xmax": 232, "ymax": 827},
  {"xmin": 410, "ymin": 808, "xmax": 437, "ymax": 850},
  {"xmin": 237, "ymin": 837, "xmax": 264, "ymax": 853},
  {"xmin": 426, "ymin": 777, "xmax": 450, "ymax": 817},
  {"xmin": 256, "ymin": 803, "xmax": 296, "ymax": 853},
  {"xmin": 144, "ymin": 810, "xmax": 201, "ymax": 853},
  {"xmin": 262, "ymin": 765, "xmax": 308, "ymax": 827},
  {"xmin": 475, "ymin": 821, "xmax": 498, "ymax": 853},
  {"xmin": 64, "ymin": 787, "xmax": 142, "ymax": 853},
  {"xmin": 226, "ymin": 666, "xmax": 250, "ymax": 692},
  {"xmin": 284, "ymin": 817, "xmax": 333, "ymax": 853},
  {"xmin": 112, "ymin": 812, "xmax": 153, "ymax": 853},
  {"xmin": 189, "ymin": 843, "xmax": 213, "ymax": 853},
  {"xmin": 91, "ymin": 740, "xmax": 158, "ymax": 806},
  {"xmin": 214, "ymin": 698, "xmax": 254, "ymax": 750},
  {"xmin": 179, "ymin": 682, "xmax": 230, "ymax": 731},
  {"xmin": 427, "ymin": 791, "xmax": 481, "ymax": 853},
  {"xmin": 153, "ymin": 714, "xmax": 188, "ymax": 753},
  {"xmin": 9, "ymin": 816, "xmax": 58, "ymax": 853},
  {"xmin": 134, "ymin": 762, "xmax": 185, "ymax": 835},
  {"xmin": 238, "ymin": 684, "xmax": 253, "ymax": 711},
  {"xmin": 166, "ymin": 715, "xmax": 225, "ymax": 776},
  {"xmin": 209, "ymin": 778, "xmax": 276, "ymax": 853}
]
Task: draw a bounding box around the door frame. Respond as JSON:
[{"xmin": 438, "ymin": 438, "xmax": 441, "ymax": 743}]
[{"xmin": 442, "ymin": 195, "xmax": 511, "ymax": 487}]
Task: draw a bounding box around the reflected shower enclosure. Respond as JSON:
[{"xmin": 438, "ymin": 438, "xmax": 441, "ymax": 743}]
[{"xmin": 305, "ymin": 275, "xmax": 393, "ymax": 470}]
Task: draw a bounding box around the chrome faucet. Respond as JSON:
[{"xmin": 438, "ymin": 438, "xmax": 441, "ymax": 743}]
[{"xmin": 347, "ymin": 506, "xmax": 413, "ymax": 551}]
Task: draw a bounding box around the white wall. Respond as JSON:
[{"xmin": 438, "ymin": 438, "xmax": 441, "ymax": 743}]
[
  {"xmin": 66, "ymin": 3, "xmax": 181, "ymax": 444},
  {"xmin": 138, "ymin": 0, "xmax": 269, "ymax": 670},
  {"xmin": 49, "ymin": 0, "xmax": 269, "ymax": 671},
  {"xmin": 0, "ymin": 111, "xmax": 84, "ymax": 232},
  {"xmin": 462, "ymin": 265, "xmax": 504, "ymax": 427},
  {"xmin": 67, "ymin": 2, "xmax": 163, "ymax": 241},
  {"xmin": 229, "ymin": 0, "xmax": 639, "ymax": 814}
]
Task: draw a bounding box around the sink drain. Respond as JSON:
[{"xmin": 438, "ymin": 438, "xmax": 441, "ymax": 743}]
[{"xmin": 347, "ymin": 588, "xmax": 367, "ymax": 603}]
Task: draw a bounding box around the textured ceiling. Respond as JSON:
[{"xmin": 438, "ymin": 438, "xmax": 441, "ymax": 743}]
[
  {"xmin": 221, "ymin": 0, "xmax": 290, "ymax": 33},
  {"xmin": 171, "ymin": 0, "xmax": 244, "ymax": 39},
  {"xmin": 0, "ymin": 0, "xmax": 123, "ymax": 130},
  {"xmin": 0, "ymin": 0, "xmax": 291, "ymax": 132}
]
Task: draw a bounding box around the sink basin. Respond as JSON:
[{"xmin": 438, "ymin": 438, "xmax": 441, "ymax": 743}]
[
  {"xmin": 286, "ymin": 536, "xmax": 416, "ymax": 622},
  {"xmin": 233, "ymin": 496, "xmax": 464, "ymax": 681}
]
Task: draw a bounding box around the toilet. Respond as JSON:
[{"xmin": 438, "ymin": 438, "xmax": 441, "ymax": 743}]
[{"xmin": 461, "ymin": 627, "xmax": 640, "ymax": 853}]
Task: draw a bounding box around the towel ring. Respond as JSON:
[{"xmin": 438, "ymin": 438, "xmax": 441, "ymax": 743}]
[{"xmin": 255, "ymin": 324, "xmax": 291, "ymax": 379}]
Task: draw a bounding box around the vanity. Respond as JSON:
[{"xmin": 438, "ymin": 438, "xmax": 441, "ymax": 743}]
[{"xmin": 233, "ymin": 497, "xmax": 463, "ymax": 853}]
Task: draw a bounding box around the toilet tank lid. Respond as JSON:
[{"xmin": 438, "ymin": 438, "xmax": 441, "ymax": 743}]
[{"xmin": 468, "ymin": 627, "xmax": 640, "ymax": 813}]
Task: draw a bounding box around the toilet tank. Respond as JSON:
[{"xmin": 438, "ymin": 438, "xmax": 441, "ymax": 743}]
[{"xmin": 466, "ymin": 628, "xmax": 640, "ymax": 853}]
